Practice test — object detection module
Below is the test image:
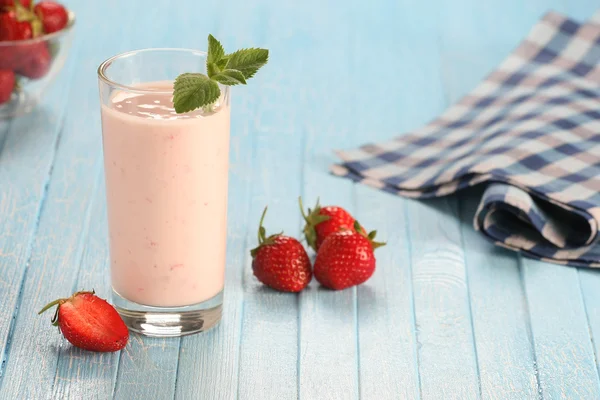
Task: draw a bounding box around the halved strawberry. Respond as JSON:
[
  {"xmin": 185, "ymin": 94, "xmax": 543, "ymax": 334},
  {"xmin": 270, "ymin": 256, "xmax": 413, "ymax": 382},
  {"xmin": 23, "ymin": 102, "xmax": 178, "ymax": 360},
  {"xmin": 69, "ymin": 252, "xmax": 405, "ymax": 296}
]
[{"xmin": 39, "ymin": 290, "xmax": 129, "ymax": 352}]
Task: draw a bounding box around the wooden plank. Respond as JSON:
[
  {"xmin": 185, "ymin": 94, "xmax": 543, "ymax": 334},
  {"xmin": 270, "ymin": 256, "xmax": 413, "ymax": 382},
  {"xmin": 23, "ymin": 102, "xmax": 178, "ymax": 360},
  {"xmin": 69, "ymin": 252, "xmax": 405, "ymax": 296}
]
[
  {"xmin": 51, "ymin": 174, "xmax": 120, "ymax": 400},
  {"xmin": 578, "ymin": 270, "xmax": 600, "ymax": 375},
  {"xmin": 0, "ymin": 85, "xmax": 68, "ymax": 383},
  {"xmin": 354, "ymin": 188, "xmax": 421, "ymax": 399},
  {"xmin": 406, "ymin": 197, "xmax": 481, "ymax": 399},
  {"xmin": 459, "ymin": 192, "xmax": 539, "ymax": 399},
  {"xmin": 523, "ymin": 260, "xmax": 600, "ymax": 399},
  {"xmin": 236, "ymin": 96, "xmax": 302, "ymax": 397},
  {"xmin": 113, "ymin": 335, "xmax": 180, "ymax": 400},
  {"xmin": 236, "ymin": 159, "xmax": 301, "ymax": 399}
]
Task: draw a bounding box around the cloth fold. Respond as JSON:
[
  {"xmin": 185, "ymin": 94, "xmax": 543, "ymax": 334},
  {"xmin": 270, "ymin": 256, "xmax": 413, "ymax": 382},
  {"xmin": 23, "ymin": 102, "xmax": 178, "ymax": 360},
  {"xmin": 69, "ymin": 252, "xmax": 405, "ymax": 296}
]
[{"xmin": 332, "ymin": 11, "xmax": 600, "ymax": 267}]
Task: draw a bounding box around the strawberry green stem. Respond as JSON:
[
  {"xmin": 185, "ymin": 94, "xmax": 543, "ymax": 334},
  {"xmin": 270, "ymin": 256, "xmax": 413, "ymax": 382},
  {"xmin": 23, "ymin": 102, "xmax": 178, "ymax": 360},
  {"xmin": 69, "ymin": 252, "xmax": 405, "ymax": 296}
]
[
  {"xmin": 298, "ymin": 196, "xmax": 322, "ymax": 223},
  {"xmin": 38, "ymin": 298, "xmax": 63, "ymax": 315},
  {"xmin": 39, "ymin": 298, "xmax": 65, "ymax": 326},
  {"xmin": 299, "ymin": 196, "xmax": 329, "ymax": 251},
  {"xmin": 299, "ymin": 197, "xmax": 307, "ymax": 221},
  {"xmin": 38, "ymin": 290, "xmax": 96, "ymax": 326},
  {"xmin": 258, "ymin": 206, "xmax": 268, "ymax": 245},
  {"xmin": 251, "ymin": 207, "xmax": 281, "ymax": 258},
  {"xmin": 354, "ymin": 220, "xmax": 386, "ymax": 250}
]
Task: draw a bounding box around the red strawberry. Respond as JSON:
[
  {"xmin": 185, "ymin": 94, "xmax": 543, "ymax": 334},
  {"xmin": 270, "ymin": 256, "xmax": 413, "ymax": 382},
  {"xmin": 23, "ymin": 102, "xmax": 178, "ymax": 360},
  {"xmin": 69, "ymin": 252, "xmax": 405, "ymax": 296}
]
[
  {"xmin": 0, "ymin": 0, "xmax": 32, "ymax": 10},
  {"xmin": 300, "ymin": 197, "xmax": 364, "ymax": 252},
  {"xmin": 0, "ymin": 69, "xmax": 15, "ymax": 104},
  {"xmin": 314, "ymin": 221, "xmax": 385, "ymax": 290},
  {"xmin": 0, "ymin": 10, "xmax": 32, "ymax": 41},
  {"xmin": 34, "ymin": 1, "xmax": 68, "ymax": 34},
  {"xmin": 251, "ymin": 207, "xmax": 312, "ymax": 292},
  {"xmin": 38, "ymin": 290, "xmax": 129, "ymax": 352},
  {"xmin": 0, "ymin": 46, "xmax": 20, "ymax": 70},
  {"xmin": 0, "ymin": 43, "xmax": 27, "ymax": 71},
  {"xmin": 17, "ymin": 41, "xmax": 51, "ymax": 78}
]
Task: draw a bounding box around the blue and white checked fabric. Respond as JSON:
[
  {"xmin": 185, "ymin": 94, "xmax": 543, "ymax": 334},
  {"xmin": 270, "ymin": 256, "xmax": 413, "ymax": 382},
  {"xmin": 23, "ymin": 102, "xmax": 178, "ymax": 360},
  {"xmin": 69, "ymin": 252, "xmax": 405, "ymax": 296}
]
[{"xmin": 332, "ymin": 11, "xmax": 600, "ymax": 267}]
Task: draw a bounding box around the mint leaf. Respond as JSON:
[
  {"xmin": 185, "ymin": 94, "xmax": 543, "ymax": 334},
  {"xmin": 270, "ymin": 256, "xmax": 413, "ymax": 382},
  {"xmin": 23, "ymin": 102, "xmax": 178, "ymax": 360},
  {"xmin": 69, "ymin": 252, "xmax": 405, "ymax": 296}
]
[
  {"xmin": 207, "ymin": 34, "xmax": 225, "ymax": 65},
  {"xmin": 212, "ymin": 69, "xmax": 247, "ymax": 86},
  {"xmin": 224, "ymin": 48, "xmax": 269, "ymax": 79},
  {"xmin": 206, "ymin": 35, "xmax": 225, "ymax": 78},
  {"xmin": 173, "ymin": 73, "xmax": 221, "ymax": 113}
]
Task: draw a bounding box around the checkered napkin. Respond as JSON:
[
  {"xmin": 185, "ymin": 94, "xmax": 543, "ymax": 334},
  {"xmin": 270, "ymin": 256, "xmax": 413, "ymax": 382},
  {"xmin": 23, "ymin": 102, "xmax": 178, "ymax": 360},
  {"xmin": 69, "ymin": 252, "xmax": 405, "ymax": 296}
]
[{"xmin": 332, "ymin": 11, "xmax": 600, "ymax": 267}]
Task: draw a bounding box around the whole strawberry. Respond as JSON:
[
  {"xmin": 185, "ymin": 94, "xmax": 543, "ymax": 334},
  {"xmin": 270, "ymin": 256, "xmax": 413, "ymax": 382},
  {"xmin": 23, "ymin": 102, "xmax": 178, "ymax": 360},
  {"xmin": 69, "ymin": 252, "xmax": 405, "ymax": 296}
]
[
  {"xmin": 34, "ymin": 1, "xmax": 68, "ymax": 33},
  {"xmin": 251, "ymin": 207, "xmax": 312, "ymax": 292},
  {"xmin": 0, "ymin": 70, "xmax": 15, "ymax": 104},
  {"xmin": 17, "ymin": 42, "xmax": 51, "ymax": 78},
  {"xmin": 39, "ymin": 290, "xmax": 129, "ymax": 352},
  {"xmin": 314, "ymin": 221, "xmax": 385, "ymax": 290},
  {"xmin": 300, "ymin": 197, "xmax": 363, "ymax": 252}
]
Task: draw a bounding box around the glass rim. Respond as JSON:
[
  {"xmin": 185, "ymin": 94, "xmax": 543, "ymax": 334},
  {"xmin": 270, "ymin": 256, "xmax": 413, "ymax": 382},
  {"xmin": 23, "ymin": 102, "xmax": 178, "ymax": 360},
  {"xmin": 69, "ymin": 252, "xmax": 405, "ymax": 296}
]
[
  {"xmin": 97, "ymin": 48, "xmax": 212, "ymax": 95},
  {"xmin": 0, "ymin": 11, "xmax": 75, "ymax": 46}
]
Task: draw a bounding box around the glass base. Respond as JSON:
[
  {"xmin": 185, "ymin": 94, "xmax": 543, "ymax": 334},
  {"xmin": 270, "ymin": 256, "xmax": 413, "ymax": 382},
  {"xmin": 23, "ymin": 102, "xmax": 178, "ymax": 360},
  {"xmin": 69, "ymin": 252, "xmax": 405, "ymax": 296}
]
[
  {"xmin": 0, "ymin": 91, "xmax": 38, "ymax": 119},
  {"xmin": 112, "ymin": 289, "xmax": 223, "ymax": 337}
]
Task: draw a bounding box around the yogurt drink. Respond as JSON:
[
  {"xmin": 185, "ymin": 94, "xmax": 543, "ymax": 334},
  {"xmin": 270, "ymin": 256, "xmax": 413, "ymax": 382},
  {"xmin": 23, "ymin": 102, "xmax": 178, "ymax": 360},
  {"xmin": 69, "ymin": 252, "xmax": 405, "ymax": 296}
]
[{"xmin": 100, "ymin": 81, "xmax": 230, "ymax": 307}]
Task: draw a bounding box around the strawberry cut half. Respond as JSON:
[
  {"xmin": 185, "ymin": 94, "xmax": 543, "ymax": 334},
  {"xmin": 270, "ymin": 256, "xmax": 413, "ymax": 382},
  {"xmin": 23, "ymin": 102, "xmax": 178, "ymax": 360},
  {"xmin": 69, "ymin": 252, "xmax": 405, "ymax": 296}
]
[{"xmin": 39, "ymin": 290, "xmax": 129, "ymax": 352}]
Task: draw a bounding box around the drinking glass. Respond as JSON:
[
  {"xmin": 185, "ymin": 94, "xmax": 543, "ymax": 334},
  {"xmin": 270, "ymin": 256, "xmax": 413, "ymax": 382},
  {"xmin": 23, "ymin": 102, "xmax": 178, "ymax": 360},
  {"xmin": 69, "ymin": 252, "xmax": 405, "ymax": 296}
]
[{"xmin": 98, "ymin": 49, "xmax": 230, "ymax": 337}]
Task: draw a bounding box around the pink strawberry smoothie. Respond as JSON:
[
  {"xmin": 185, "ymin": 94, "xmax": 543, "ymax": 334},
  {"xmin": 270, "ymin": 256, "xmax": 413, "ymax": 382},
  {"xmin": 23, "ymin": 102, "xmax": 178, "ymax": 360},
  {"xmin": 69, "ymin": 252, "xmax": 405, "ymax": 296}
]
[{"xmin": 100, "ymin": 81, "xmax": 230, "ymax": 307}]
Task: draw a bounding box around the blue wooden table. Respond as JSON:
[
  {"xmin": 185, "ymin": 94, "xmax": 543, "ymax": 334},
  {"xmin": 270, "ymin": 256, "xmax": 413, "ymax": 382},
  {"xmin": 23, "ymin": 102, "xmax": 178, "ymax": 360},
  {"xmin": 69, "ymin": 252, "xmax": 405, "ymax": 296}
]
[{"xmin": 1, "ymin": 0, "xmax": 600, "ymax": 398}]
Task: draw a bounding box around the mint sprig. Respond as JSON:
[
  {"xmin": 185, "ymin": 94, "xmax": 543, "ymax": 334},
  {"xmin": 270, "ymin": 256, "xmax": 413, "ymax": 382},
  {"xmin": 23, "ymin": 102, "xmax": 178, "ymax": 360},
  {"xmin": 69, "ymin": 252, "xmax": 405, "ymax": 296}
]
[{"xmin": 173, "ymin": 34, "xmax": 269, "ymax": 114}]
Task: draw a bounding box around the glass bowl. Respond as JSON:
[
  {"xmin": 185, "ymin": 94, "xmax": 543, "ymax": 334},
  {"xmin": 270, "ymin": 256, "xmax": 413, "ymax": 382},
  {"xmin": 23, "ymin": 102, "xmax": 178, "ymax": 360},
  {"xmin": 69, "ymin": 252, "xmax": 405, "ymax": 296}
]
[{"xmin": 0, "ymin": 10, "xmax": 75, "ymax": 119}]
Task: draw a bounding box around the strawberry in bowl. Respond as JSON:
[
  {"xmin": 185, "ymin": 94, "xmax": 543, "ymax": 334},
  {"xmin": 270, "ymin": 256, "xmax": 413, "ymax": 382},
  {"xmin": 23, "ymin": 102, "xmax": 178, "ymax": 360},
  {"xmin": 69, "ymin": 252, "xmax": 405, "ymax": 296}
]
[{"xmin": 0, "ymin": 0, "xmax": 74, "ymax": 118}]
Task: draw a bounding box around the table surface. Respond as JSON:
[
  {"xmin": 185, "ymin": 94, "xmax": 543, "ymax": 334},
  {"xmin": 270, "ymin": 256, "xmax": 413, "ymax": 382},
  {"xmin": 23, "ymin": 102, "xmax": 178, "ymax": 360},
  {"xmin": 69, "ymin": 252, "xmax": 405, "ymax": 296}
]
[{"xmin": 1, "ymin": 0, "xmax": 600, "ymax": 399}]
